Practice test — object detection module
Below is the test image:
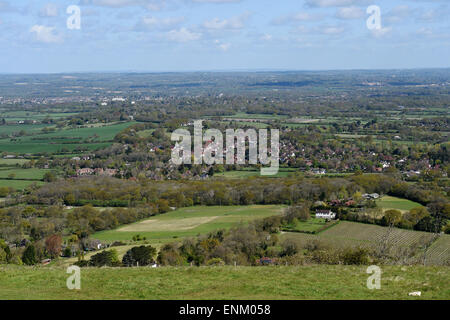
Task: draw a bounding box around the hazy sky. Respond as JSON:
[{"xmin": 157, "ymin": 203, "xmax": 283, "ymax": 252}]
[{"xmin": 0, "ymin": 0, "xmax": 449, "ymax": 73}]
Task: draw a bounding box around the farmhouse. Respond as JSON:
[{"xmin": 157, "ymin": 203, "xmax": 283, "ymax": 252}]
[
  {"xmin": 363, "ymin": 193, "xmax": 380, "ymax": 199},
  {"xmin": 315, "ymin": 209, "xmax": 336, "ymax": 220}
]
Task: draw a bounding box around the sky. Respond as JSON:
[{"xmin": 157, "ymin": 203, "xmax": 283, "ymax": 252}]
[{"xmin": 0, "ymin": 0, "xmax": 449, "ymax": 73}]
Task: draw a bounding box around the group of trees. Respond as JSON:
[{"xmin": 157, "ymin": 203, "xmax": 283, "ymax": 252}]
[{"xmin": 76, "ymin": 245, "xmax": 157, "ymax": 267}]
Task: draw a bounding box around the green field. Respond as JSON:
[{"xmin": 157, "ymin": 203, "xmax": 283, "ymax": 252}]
[
  {"xmin": 0, "ymin": 265, "xmax": 448, "ymax": 300},
  {"xmin": 376, "ymin": 196, "xmax": 423, "ymax": 212},
  {"xmin": 93, "ymin": 205, "xmax": 284, "ymax": 242},
  {"xmin": 0, "ymin": 168, "xmax": 51, "ymax": 180},
  {"xmin": 0, "ymin": 179, "xmax": 44, "ymax": 190},
  {"xmin": 0, "ymin": 122, "xmax": 134, "ymax": 154}
]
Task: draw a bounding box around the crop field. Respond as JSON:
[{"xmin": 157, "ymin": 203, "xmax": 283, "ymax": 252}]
[
  {"xmin": 281, "ymin": 221, "xmax": 449, "ymax": 265},
  {"xmin": 0, "ymin": 122, "xmax": 134, "ymax": 154},
  {"xmin": 0, "ymin": 265, "xmax": 448, "ymax": 300},
  {"xmin": 376, "ymin": 196, "xmax": 423, "ymax": 212},
  {"xmin": 93, "ymin": 205, "xmax": 284, "ymax": 242}
]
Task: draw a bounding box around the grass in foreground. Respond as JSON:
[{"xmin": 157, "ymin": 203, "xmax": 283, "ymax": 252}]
[{"xmin": 0, "ymin": 265, "xmax": 448, "ymax": 300}]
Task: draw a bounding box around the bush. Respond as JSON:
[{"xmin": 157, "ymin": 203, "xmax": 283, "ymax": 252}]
[{"xmin": 341, "ymin": 247, "xmax": 370, "ymax": 265}]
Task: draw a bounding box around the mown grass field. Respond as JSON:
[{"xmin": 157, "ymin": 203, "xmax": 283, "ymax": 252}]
[
  {"xmin": 281, "ymin": 221, "xmax": 450, "ymax": 265},
  {"xmin": 376, "ymin": 196, "xmax": 423, "ymax": 212},
  {"xmin": 93, "ymin": 205, "xmax": 284, "ymax": 242},
  {"xmin": 0, "ymin": 265, "xmax": 448, "ymax": 300},
  {"xmin": 282, "ymin": 218, "xmax": 329, "ymax": 233}
]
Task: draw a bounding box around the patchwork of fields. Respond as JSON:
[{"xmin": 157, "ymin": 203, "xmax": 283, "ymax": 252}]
[{"xmin": 0, "ymin": 122, "xmax": 134, "ymax": 155}]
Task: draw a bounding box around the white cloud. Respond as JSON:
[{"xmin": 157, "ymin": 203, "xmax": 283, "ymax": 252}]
[
  {"xmin": 214, "ymin": 39, "xmax": 231, "ymax": 50},
  {"xmin": 370, "ymin": 26, "xmax": 391, "ymax": 38},
  {"xmin": 203, "ymin": 13, "xmax": 249, "ymax": 30},
  {"xmin": 320, "ymin": 25, "xmax": 345, "ymax": 35},
  {"xmin": 39, "ymin": 3, "xmax": 59, "ymax": 17},
  {"xmin": 166, "ymin": 27, "xmax": 201, "ymax": 42},
  {"xmin": 137, "ymin": 16, "xmax": 184, "ymax": 31},
  {"xmin": 336, "ymin": 6, "xmax": 364, "ymax": 19},
  {"xmin": 30, "ymin": 25, "xmax": 62, "ymax": 43},
  {"xmin": 260, "ymin": 34, "xmax": 272, "ymax": 41},
  {"xmin": 80, "ymin": 0, "xmax": 167, "ymax": 10},
  {"xmin": 305, "ymin": 0, "xmax": 369, "ymax": 8},
  {"xmin": 272, "ymin": 12, "xmax": 323, "ymax": 25}
]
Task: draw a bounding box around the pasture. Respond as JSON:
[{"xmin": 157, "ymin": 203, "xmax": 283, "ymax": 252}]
[
  {"xmin": 0, "ymin": 265, "xmax": 448, "ymax": 300},
  {"xmin": 93, "ymin": 205, "xmax": 284, "ymax": 242}
]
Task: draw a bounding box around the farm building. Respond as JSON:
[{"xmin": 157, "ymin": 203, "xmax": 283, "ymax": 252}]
[{"xmin": 315, "ymin": 210, "xmax": 336, "ymax": 220}]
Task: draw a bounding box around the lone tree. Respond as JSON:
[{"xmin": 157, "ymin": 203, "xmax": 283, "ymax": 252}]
[{"xmin": 45, "ymin": 234, "xmax": 63, "ymax": 258}]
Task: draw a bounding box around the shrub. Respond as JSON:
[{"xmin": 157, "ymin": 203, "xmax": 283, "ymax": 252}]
[
  {"xmin": 206, "ymin": 258, "xmax": 225, "ymax": 266},
  {"xmin": 341, "ymin": 247, "xmax": 370, "ymax": 265}
]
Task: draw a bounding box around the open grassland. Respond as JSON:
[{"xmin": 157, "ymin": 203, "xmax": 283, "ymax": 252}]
[
  {"xmin": 377, "ymin": 196, "xmax": 423, "ymax": 212},
  {"xmin": 0, "ymin": 122, "xmax": 134, "ymax": 154},
  {"xmin": 282, "ymin": 221, "xmax": 449, "ymax": 265},
  {"xmin": 0, "ymin": 265, "xmax": 448, "ymax": 300},
  {"xmin": 93, "ymin": 205, "xmax": 284, "ymax": 242}
]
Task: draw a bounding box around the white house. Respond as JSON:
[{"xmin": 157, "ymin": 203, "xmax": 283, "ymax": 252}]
[{"xmin": 315, "ymin": 210, "xmax": 336, "ymax": 220}]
